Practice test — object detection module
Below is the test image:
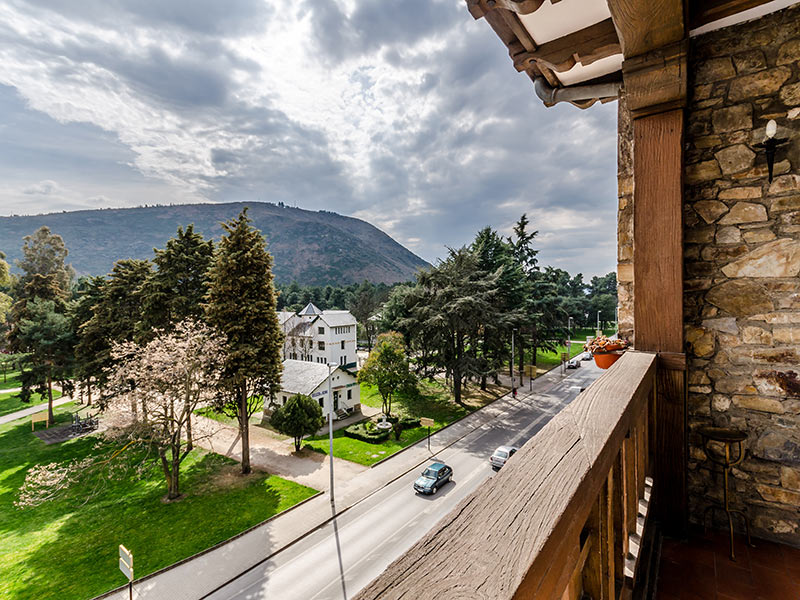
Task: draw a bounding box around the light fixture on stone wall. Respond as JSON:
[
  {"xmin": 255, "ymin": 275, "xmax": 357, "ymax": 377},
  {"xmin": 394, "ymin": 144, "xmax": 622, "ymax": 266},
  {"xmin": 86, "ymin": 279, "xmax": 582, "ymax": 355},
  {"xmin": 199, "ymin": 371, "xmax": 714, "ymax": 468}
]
[{"xmin": 755, "ymin": 119, "xmax": 788, "ymax": 183}]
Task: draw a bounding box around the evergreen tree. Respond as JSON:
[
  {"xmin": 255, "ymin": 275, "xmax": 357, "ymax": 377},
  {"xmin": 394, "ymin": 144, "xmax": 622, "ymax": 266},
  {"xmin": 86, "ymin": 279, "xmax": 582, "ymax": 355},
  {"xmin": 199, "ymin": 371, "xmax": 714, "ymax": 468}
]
[
  {"xmin": 403, "ymin": 248, "xmax": 498, "ymax": 406},
  {"xmin": 206, "ymin": 209, "xmax": 283, "ymax": 475},
  {"xmin": 471, "ymin": 227, "xmax": 527, "ymax": 388},
  {"xmin": 15, "ymin": 226, "xmax": 75, "ymax": 293},
  {"xmin": 270, "ymin": 394, "xmax": 324, "ymax": 452},
  {"xmin": 17, "ymin": 298, "xmax": 76, "ymax": 422},
  {"xmin": 71, "ymin": 276, "xmax": 107, "ymax": 405},
  {"xmin": 79, "ymin": 260, "xmax": 151, "ymax": 391},
  {"xmin": 139, "ymin": 225, "xmax": 214, "ymax": 336},
  {"xmin": 8, "ymin": 227, "xmax": 74, "ymax": 353}
]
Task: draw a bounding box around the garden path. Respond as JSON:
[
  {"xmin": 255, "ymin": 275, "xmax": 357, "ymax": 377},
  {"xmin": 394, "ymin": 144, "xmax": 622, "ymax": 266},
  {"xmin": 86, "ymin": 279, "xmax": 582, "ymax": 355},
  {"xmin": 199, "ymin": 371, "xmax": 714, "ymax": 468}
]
[
  {"xmin": 191, "ymin": 414, "xmax": 368, "ymax": 491},
  {"xmin": 0, "ymin": 395, "xmax": 73, "ymax": 426}
]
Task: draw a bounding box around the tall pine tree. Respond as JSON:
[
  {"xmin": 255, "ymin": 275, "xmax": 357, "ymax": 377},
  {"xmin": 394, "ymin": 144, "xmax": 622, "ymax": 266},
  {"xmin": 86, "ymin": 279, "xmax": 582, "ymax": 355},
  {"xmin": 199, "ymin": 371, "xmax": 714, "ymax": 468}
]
[
  {"xmin": 205, "ymin": 209, "xmax": 283, "ymax": 475},
  {"xmin": 139, "ymin": 225, "xmax": 214, "ymax": 337}
]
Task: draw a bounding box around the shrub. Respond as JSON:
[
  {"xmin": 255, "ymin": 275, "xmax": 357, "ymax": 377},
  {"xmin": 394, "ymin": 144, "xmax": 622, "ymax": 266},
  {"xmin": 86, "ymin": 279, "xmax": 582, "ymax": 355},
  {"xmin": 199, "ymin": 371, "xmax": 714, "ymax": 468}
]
[{"xmin": 343, "ymin": 421, "xmax": 391, "ymax": 443}]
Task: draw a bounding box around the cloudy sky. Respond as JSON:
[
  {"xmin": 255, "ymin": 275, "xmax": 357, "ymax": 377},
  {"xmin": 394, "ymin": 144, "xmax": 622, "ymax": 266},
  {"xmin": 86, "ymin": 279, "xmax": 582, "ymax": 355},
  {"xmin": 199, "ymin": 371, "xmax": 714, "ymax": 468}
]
[{"xmin": 0, "ymin": 0, "xmax": 618, "ymax": 277}]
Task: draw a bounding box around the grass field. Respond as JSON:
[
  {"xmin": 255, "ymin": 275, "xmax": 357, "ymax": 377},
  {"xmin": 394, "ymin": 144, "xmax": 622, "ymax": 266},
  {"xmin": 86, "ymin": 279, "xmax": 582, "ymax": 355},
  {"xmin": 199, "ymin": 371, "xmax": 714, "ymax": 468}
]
[
  {"xmin": 0, "ymin": 403, "xmax": 317, "ymax": 600},
  {"xmin": 195, "ymin": 396, "xmax": 265, "ymax": 427},
  {"xmin": 0, "ymin": 370, "xmax": 23, "ymax": 390},
  {"xmin": 0, "ymin": 388, "xmax": 63, "ymax": 418},
  {"xmin": 569, "ymin": 328, "xmax": 617, "ymax": 342},
  {"xmin": 304, "ymin": 379, "xmax": 504, "ymax": 466}
]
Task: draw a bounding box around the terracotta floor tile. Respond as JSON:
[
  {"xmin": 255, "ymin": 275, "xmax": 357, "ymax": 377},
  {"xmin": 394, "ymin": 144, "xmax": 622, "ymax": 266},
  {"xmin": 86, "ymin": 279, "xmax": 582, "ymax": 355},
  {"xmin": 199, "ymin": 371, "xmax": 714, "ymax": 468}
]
[
  {"xmin": 748, "ymin": 539, "xmax": 786, "ymax": 570},
  {"xmin": 677, "ymin": 562, "xmax": 717, "ymax": 598},
  {"xmin": 715, "ymin": 562, "xmax": 756, "ymax": 598},
  {"xmin": 752, "ymin": 572, "xmax": 800, "ymax": 600}
]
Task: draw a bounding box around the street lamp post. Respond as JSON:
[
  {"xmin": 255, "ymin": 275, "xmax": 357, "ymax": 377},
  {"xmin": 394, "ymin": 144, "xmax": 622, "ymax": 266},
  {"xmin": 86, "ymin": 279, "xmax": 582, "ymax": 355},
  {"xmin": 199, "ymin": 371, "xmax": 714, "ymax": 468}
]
[
  {"xmin": 511, "ymin": 328, "xmax": 517, "ymax": 396},
  {"xmin": 327, "ymin": 362, "xmax": 335, "ymax": 504}
]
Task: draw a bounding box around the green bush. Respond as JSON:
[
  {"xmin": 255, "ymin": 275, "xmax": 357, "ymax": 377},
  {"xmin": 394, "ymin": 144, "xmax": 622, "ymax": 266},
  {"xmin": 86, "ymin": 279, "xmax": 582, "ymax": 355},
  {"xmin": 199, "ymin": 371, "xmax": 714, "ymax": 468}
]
[{"xmin": 343, "ymin": 421, "xmax": 391, "ymax": 443}]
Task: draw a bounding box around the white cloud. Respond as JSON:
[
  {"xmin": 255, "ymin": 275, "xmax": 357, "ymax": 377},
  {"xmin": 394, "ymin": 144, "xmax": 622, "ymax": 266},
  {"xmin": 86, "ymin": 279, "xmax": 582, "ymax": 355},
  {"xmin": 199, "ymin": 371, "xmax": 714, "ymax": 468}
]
[{"xmin": 0, "ymin": 0, "xmax": 618, "ymax": 278}]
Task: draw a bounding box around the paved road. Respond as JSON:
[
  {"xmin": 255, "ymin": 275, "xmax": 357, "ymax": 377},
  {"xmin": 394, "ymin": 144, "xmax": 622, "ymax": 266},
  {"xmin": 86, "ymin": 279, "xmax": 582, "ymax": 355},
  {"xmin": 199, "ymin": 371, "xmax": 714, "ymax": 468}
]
[{"xmin": 206, "ymin": 363, "xmax": 602, "ymax": 600}]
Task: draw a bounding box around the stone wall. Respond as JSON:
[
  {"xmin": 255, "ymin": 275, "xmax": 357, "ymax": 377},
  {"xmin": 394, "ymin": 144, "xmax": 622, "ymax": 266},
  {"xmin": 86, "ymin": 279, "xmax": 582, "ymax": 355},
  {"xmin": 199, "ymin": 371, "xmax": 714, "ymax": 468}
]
[
  {"xmin": 617, "ymin": 91, "xmax": 634, "ymax": 344},
  {"xmin": 683, "ymin": 5, "xmax": 800, "ymax": 544}
]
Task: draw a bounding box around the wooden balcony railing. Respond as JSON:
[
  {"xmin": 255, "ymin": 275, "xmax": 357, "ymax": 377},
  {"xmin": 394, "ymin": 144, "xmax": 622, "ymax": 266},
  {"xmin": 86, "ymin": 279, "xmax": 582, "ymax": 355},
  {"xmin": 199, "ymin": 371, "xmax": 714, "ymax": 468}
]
[{"xmin": 355, "ymin": 350, "xmax": 658, "ymax": 600}]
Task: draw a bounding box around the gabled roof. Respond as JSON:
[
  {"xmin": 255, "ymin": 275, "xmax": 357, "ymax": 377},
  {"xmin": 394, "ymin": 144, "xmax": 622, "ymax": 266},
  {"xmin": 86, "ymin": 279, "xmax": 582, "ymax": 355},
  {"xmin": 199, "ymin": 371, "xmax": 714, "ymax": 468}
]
[
  {"xmin": 319, "ymin": 310, "xmax": 358, "ymax": 327},
  {"xmin": 298, "ymin": 302, "xmax": 323, "ymax": 316},
  {"xmin": 280, "ymin": 360, "xmax": 336, "ymax": 395},
  {"xmin": 277, "ymin": 311, "xmax": 295, "ymax": 325}
]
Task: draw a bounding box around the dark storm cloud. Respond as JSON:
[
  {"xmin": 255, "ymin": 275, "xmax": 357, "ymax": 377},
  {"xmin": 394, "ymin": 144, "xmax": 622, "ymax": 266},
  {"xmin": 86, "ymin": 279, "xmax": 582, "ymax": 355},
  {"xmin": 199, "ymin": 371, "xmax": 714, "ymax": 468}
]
[
  {"xmin": 338, "ymin": 10, "xmax": 618, "ymax": 275},
  {"xmin": 305, "ymin": 0, "xmax": 462, "ymax": 62},
  {"xmin": 19, "ymin": 0, "xmax": 271, "ymax": 37}
]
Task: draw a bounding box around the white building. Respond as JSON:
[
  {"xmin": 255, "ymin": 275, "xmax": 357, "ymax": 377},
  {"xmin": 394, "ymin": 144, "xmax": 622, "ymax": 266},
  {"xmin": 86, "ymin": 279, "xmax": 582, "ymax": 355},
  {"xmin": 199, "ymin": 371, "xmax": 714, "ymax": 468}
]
[
  {"xmin": 278, "ymin": 303, "xmax": 358, "ymax": 369},
  {"xmin": 277, "ymin": 359, "xmax": 360, "ymax": 419}
]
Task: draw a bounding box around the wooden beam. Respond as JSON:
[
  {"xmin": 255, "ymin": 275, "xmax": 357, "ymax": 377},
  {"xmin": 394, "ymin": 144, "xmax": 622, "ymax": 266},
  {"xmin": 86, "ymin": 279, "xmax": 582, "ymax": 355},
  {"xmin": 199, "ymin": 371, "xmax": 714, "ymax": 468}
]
[
  {"xmin": 689, "ymin": 0, "xmax": 775, "ymax": 30},
  {"xmin": 606, "ymin": 0, "xmax": 685, "ymax": 58},
  {"xmin": 467, "ymin": 0, "xmax": 545, "ymax": 19},
  {"xmin": 513, "ymin": 18, "xmax": 621, "ymax": 73},
  {"xmin": 633, "ymin": 110, "xmax": 684, "ymax": 353},
  {"xmin": 622, "ymin": 40, "xmax": 687, "ymax": 118}
]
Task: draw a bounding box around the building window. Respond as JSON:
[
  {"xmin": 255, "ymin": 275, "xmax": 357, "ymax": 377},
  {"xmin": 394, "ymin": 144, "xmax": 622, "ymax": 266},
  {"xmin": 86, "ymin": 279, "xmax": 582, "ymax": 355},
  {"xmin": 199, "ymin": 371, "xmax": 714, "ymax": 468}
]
[
  {"xmin": 341, "ymin": 340, "xmax": 345, "ymax": 350},
  {"xmin": 340, "ymin": 355, "xmax": 345, "ymax": 365},
  {"xmin": 282, "ymin": 395, "xmax": 287, "ymax": 404},
  {"xmin": 318, "ymin": 326, "xmax": 325, "ymax": 334},
  {"xmin": 318, "ymin": 341, "xmax": 325, "ymax": 350},
  {"xmin": 318, "ymin": 398, "xmax": 324, "ymax": 408},
  {"xmin": 347, "ymin": 389, "xmax": 352, "ymax": 400}
]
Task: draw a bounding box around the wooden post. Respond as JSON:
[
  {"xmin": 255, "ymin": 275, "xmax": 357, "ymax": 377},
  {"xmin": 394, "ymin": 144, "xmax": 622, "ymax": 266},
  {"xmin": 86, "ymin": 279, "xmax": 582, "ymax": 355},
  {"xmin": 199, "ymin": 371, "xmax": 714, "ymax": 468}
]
[{"xmin": 631, "ymin": 108, "xmax": 687, "ymax": 535}]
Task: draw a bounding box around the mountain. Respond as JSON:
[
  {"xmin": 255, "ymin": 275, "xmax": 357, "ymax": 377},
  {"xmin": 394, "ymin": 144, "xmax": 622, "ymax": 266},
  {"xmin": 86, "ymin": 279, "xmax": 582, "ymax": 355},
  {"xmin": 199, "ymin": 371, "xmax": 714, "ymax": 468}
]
[{"xmin": 0, "ymin": 202, "xmax": 430, "ymax": 286}]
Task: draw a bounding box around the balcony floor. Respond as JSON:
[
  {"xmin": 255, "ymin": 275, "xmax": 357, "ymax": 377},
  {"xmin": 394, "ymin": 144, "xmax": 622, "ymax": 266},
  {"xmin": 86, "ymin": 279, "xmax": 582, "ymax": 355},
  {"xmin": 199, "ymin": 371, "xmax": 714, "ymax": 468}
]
[{"xmin": 655, "ymin": 527, "xmax": 800, "ymax": 600}]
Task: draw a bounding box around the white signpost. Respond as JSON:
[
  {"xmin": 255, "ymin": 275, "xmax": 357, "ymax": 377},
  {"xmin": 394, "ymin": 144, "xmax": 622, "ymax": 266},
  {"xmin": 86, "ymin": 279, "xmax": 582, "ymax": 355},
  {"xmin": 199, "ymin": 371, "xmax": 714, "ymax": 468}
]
[
  {"xmin": 420, "ymin": 417, "xmax": 435, "ymax": 451},
  {"xmin": 119, "ymin": 545, "xmax": 133, "ymax": 600}
]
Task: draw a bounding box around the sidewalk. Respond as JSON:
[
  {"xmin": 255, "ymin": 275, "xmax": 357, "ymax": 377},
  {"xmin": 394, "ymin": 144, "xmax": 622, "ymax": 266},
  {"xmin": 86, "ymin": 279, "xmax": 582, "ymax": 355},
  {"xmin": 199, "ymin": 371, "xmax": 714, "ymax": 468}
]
[
  {"xmin": 96, "ymin": 365, "xmax": 577, "ymax": 600},
  {"xmin": 0, "ymin": 396, "xmax": 73, "ymax": 426}
]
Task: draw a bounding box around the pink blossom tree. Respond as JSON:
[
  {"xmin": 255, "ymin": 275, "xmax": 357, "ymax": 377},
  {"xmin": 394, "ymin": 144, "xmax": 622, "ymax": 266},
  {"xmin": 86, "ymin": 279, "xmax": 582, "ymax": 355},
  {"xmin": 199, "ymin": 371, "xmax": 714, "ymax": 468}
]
[{"xmin": 104, "ymin": 319, "xmax": 225, "ymax": 500}]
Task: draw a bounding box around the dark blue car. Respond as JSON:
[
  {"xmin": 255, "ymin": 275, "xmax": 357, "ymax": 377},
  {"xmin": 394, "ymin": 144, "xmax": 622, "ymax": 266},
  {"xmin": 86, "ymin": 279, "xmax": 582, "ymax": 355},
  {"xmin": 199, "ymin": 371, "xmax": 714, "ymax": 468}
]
[{"xmin": 413, "ymin": 462, "xmax": 452, "ymax": 495}]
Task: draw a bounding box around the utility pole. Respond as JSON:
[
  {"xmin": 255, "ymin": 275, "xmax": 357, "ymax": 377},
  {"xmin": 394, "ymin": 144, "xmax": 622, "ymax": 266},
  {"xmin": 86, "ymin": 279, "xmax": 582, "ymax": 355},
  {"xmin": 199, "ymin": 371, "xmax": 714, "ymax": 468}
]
[
  {"xmin": 327, "ymin": 363, "xmax": 335, "ymax": 504},
  {"xmin": 596, "ymin": 310, "xmax": 601, "ymax": 332}
]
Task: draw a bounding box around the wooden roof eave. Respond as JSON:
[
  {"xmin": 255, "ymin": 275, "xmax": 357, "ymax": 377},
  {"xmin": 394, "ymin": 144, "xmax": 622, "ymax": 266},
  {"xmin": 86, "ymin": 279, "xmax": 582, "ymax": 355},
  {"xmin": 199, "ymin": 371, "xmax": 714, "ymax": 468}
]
[{"xmin": 478, "ymin": 4, "xmax": 623, "ymax": 109}]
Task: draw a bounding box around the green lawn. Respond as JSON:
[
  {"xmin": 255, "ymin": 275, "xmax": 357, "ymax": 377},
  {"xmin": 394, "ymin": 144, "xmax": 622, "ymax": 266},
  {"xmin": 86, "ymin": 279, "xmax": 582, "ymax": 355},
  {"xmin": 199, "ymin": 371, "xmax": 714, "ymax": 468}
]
[
  {"xmin": 0, "ymin": 388, "xmax": 63, "ymax": 418},
  {"xmin": 569, "ymin": 328, "xmax": 617, "ymax": 342},
  {"xmin": 533, "ymin": 343, "xmax": 586, "ymax": 370},
  {"xmin": 195, "ymin": 395, "xmax": 265, "ymax": 426},
  {"xmin": 304, "ymin": 379, "xmax": 504, "ymax": 466},
  {"xmin": 0, "ymin": 370, "xmax": 23, "ymax": 390},
  {"xmin": 0, "ymin": 403, "xmax": 317, "ymax": 600}
]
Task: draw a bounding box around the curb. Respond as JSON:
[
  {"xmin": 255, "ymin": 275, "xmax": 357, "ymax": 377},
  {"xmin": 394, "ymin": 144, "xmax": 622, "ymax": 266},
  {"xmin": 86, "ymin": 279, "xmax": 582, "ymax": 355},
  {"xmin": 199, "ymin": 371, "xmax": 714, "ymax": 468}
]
[{"xmin": 90, "ymin": 488, "xmax": 325, "ymax": 600}]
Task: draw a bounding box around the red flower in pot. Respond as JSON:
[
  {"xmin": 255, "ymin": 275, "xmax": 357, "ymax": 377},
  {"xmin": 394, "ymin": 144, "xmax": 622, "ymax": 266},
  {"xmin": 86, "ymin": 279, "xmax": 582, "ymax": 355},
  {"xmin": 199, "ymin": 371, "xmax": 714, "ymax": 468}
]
[{"xmin": 584, "ymin": 335, "xmax": 631, "ymax": 369}]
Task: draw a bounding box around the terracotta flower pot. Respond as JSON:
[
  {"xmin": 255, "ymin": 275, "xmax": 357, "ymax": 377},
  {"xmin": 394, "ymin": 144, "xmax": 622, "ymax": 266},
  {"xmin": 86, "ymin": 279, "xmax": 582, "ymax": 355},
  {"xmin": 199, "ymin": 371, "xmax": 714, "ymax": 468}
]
[{"xmin": 594, "ymin": 351, "xmax": 623, "ymax": 369}]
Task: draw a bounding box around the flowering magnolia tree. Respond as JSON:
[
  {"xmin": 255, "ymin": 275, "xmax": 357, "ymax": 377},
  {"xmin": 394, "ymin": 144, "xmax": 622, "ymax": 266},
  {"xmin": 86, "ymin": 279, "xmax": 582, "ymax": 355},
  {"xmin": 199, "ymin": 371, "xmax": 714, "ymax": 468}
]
[{"xmin": 103, "ymin": 319, "xmax": 226, "ymax": 500}]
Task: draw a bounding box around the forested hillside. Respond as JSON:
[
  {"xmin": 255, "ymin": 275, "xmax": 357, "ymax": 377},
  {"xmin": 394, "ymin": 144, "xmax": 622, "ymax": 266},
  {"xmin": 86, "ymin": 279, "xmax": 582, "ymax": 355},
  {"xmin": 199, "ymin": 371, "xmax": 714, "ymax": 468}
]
[{"xmin": 0, "ymin": 202, "xmax": 429, "ymax": 286}]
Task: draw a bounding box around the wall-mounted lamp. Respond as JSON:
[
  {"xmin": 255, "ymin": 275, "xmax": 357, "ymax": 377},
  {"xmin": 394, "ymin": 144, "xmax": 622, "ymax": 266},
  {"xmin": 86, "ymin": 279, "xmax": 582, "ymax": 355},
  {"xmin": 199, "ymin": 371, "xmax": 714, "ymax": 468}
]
[{"xmin": 755, "ymin": 119, "xmax": 789, "ymax": 183}]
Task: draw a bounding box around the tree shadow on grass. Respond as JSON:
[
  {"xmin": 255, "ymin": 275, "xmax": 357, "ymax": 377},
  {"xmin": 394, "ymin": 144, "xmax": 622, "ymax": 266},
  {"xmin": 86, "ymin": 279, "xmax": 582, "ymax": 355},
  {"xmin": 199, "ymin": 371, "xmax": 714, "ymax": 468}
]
[{"xmin": 9, "ymin": 451, "xmax": 295, "ymax": 600}]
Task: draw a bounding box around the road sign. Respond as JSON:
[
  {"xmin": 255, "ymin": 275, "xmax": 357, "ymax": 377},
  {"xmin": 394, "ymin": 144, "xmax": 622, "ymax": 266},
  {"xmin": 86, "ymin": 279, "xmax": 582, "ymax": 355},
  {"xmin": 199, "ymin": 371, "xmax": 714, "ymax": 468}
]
[
  {"xmin": 119, "ymin": 545, "xmax": 133, "ymax": 581},
  {"xmin": 119, "ymin": 557, "xmax": 133, "ymax": 581},
  {"xmin": 420, "ymin": 417, "xmax": 435, "ymax": 428}
]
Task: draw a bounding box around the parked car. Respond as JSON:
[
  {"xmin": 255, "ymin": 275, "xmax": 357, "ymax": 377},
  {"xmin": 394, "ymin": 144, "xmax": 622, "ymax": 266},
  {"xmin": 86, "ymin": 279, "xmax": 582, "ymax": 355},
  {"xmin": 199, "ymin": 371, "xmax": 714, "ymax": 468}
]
[
  {"xmin": 566, "ymin": 358, "xmax": 581, "ymax": 369},
  {"xmin": 490, "ymin": 445, "xmax": 519, "ymax": 470},
  {"xmin": 581, "ymin": 352, "xmax": 592, "ymax": 361},
  {"xmin": 413, "ymin": 462, "xmax": 453, "ymax": 495}
]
